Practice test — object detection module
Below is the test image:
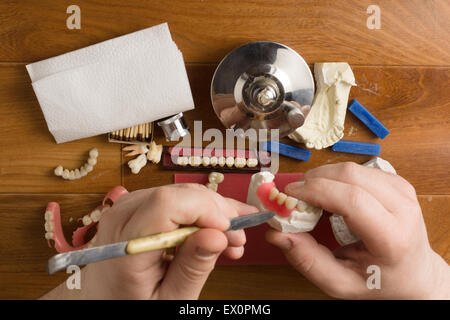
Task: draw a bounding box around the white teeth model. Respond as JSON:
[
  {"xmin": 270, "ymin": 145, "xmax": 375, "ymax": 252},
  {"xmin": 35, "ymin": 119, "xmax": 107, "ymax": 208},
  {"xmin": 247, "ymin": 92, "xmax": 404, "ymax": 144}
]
[
  {"xmin": 288, "ymin": 63, "xmax": 356, "ymax": 150},
  {"xmin": 269, "ymin": 187, "xmax": 279, "ymax": 201},
  {"xmin": 329, "ymin": 157, "xmax": 397, "ymax": 246},
  {"xmin": 206, "ymin": 183, "xmax": 218, "ymax": 192},
  {"xmin": 177, "ymin": 156, "xmax": 188, "ymax": 166},
  {"xmin": 123, "ymin": 144, "xmax": 149, "ymax": 157},
  {"xmin": 285, "ymin": 196, "xmax": 298, "ymax": 210},
  {"xmin": 247, "ymin": 158, "xmax": 258, "ymax": 168},
  {"xmin": 218, "ymin": 157, "xmax": 226, "ymax": 167},
  {"xmin": 189, "ymin": 156, "xmax": 202, "ymax": 167},
  {"xmin": 44, "ymin": 211, "xmax": 53, "ymax": 221},
  {"xmin": 234, "ymin": 157, "xmax": 246, "ymax": 168},
  {"xmin": 147, "ymin": 141, "xmax": 163, "ymax": 164},
  {"xmin": 82, "ymin": 215, "xmax": 93, "ymax": 226},
  {"xmin": 128, "ymin": 154, "xmax": 147, "ymax": 174},
  {"xmin": 208, "ymin": 172, "xmax": 224, "ymax": 184},
  {"xmin": 90, "ymin": 209, "xmax": 102, "ymax": 222},
  {"xmin": 206, "ymin": 172, "xmax": 224, "ymax": 192},
  {"xmin": 276, "ymin": 192, "xmax": 287, "ymax": 205},
  {"xmin": 45, "ymin": 232, "xmax": 54, "ymax": 240},
  {"xmin": 210, "ymin": 156, "xmax": 218, "ymax": 167},
  {"xmin": 246, "ymin": 172, "xmax": 323, "ymax": 233},
  {"xmin": 54, "ymin": 148, "xmax": 99, "ymax": 180},
  {"xmin": 225, "ymin": 157, "xmax": 235, "ymax": 168},
  {"xmin": 202, "ymin": 156, "xmax": 211, "ymax": 167}
]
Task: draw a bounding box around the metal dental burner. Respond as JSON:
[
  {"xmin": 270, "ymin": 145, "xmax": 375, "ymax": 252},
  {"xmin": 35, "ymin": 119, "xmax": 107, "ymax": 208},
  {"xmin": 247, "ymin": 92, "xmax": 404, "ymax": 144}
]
[{"xmin": 211, "ymin": 41, "xmax": 315, "ymax": 139}]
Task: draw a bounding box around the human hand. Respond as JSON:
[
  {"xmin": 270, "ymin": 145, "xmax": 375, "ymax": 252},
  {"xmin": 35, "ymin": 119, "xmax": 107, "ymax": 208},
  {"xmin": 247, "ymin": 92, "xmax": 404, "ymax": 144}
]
[
  {"xmin": 266, "ymin": 162, "xmax": 450, "ymax": 299},
  {"xmin": 68, "ymin": 184, "xmax": 256, "ymax": 299}
]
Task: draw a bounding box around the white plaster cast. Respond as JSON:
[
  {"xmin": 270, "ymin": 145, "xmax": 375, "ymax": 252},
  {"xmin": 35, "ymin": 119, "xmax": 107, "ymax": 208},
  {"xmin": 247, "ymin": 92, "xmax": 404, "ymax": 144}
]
[
  {"xmin": 329, "ymin": 157, "xmax": 397, "ymax": 246},
  {"xmin": 288, "ymin": 62, "xmax": 356, "ymax": 149},
  {"xmin": 246, "ymin": 172, "xmax": 323, "ymax": 233}
]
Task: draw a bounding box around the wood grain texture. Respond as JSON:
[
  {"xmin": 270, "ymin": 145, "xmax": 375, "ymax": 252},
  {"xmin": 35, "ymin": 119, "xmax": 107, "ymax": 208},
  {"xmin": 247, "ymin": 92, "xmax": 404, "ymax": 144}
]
[
  {"xmin": 0, "ymin": 63, "xmax": 122, "ymax": 193},
  {"xmin": 0, "ymin": 193, "xmax": 447, "ymax": 299},
  {"xmin": 123, "ymin": 64, "xmax": 450, "ymax": 195},
  {"xmin": 1, "ymin": 0, "xmax": 449, "ymax": 65}
]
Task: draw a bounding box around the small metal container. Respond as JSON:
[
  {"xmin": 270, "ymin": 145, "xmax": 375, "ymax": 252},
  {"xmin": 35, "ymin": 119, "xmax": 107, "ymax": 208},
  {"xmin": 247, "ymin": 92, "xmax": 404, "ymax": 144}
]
[
  {"xmin": 157, "ymin": 112, "xmax": 189, "ymax": 141},
  {"xmin": 211, "ymin": 41, "xmax": 314, "ymax": 139}
]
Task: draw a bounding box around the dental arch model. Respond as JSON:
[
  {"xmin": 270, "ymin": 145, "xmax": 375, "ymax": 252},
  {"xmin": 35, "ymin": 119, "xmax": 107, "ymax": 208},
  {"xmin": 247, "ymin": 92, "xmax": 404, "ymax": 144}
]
[
  {"xmin": 53, "ymin": 148, "xmax": 98, "ymax": 180},
  {"xmin": 288, "ymin": 63, "xmax": 356, "ymax": 150},
  {"xmin": 247, "ymin": 172, "xmax": 323, "ymax": 233},
  {"xmin": 44, "ymin": 186, "xmax": 129, "ymax": 252}
]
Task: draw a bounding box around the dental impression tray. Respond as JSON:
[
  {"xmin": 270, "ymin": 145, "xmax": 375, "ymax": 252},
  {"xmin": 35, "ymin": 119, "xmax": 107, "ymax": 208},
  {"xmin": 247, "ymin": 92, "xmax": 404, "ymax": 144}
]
[{"xmin": 211, "ymin": 41, "xmax": 315, "ymax": 139}]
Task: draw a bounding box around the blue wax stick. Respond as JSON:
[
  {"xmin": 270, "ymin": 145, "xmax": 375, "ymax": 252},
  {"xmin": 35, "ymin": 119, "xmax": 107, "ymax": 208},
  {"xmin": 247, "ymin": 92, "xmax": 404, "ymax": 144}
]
[
  {"xmin": 261, "ymin": 141, "xmax": 311, "ymax": 161},
  {"xmin": 332, "ymin": 140, "xmax": 380, "ymax": 156},
  {"xmin": 348, "ymin": 99, "xmax": 389, "ymax": 139}
]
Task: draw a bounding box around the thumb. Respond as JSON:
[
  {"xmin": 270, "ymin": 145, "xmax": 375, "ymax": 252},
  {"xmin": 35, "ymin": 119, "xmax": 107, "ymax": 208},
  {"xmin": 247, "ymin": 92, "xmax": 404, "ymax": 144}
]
[
  {"xmin": 266, "ymin": 229, "xmax": 365, "ymax": 299},
  {"xmin": 159, "ymin": 228, "xmax": 227, "ymax": 299}
]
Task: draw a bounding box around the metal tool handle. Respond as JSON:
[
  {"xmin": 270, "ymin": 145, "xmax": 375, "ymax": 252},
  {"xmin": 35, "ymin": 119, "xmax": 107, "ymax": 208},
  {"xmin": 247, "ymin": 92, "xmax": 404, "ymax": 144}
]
[{"xmin": 126, "ymin": 226, "xmax": 200, "ymax": 254}]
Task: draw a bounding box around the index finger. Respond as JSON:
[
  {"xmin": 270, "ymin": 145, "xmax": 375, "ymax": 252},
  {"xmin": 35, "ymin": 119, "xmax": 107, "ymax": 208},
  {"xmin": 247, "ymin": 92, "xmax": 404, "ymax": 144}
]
[{"xmin": 285, "ymin": 178, "xmax": 398, "ymax": 257}]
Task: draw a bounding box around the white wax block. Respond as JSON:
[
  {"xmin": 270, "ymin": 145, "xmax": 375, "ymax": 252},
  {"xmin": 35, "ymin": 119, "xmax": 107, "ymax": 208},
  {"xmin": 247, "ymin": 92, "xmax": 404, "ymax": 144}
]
[
  {"xmin": 26, "ymin": 23, "xmax": 174, "ymax": 82},
  {"xmin": 26, "ymin": 23, "xmax": 194, "ymax": 143}
]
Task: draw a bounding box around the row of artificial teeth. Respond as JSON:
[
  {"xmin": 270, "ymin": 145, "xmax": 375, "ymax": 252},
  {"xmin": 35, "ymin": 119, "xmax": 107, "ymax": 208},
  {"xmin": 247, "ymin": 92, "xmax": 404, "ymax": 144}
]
[
  {"xmin": 81, "ymin": 206, "xmax": 109, "ymax": 226},
  {"xmin": 177, "ymin": 156, "xmax": 258, "ymax": 168},
  {"xmin": 206, "ymin": 172, "xmax": 224, "ymax": 192},
  {"xmin": 54, "ymin": 148, "xmax": 99, "ymax": 180},
  {"xmin": 44, "ymin": 210, "xmax": 54, "ymax": 240},
  {"xmin": 268, "ymin": 187, "xmax": 320, "ymax": 214}
]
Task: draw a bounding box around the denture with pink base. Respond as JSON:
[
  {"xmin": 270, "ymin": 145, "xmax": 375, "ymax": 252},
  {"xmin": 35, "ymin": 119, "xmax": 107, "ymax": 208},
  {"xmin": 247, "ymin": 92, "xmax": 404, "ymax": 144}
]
[{"xmin": 44, "ymin": 186, "xmax": 129, "ymax": 252}]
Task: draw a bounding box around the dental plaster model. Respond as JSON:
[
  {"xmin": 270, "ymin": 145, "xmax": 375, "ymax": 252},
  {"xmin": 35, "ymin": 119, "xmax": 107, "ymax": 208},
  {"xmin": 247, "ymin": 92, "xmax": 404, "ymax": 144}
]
[
  {"xmin": 125, "ymin": 141, "xmax": 163, "ymax": 174},
  {"xmin": 53, "ymin": 148, "xmax": 99, "ymax": 180},
  {"xmin": 206, "ymin": 172, "xmax": 225, "ymax": 192},
  {"xmin": 44, "ymin": 186, "xmax": 128, "ymax": 252},
  {"xmin": 329, "ymin": 157, "xmax": 397, "ymax": 246},
  {"xmin": 246, "ymin": 172, "xmax": 323, "ymax": 233},
  {"xmin": 288, "ymin": 63, "xmax": 356, "ymax": 149}
]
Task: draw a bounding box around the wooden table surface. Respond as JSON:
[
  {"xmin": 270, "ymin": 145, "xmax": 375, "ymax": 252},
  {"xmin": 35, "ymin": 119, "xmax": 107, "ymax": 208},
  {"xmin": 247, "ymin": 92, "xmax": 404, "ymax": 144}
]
[{"xmin": 0, "ymin": 0, "xmax": 449, "ymax": 299}]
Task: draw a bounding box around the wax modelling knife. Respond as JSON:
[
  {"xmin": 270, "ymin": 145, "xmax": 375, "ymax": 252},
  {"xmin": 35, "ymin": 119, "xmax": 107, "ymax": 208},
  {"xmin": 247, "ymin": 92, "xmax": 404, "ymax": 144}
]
[{"xmin": 47, "ymin": 211, "xmax": 275, "ymax": 275}]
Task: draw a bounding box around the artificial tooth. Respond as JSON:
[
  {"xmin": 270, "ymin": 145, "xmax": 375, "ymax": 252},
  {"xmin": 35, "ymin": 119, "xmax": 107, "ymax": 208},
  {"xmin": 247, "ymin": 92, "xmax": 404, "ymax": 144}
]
[
  {"xmin": 44, "ymin": 221, "xmax": 53, "ymax": 232},
  {"xmin": 202, "ymin": 157, "xmax": 211, "ymax": 167},
  {"xmin": 45, "ymin": 211, "xmax": 53, "ymax": 221},
  {"xmin": 208, "ymin": 172, "xmax": 224, "ymax": 184},
  {"xmin": 62, "ymin": 169, "xmax": 70, "ymax": 180},
  {"xmin": 189, "ymin": 156, "xmax": 201, "ymax": 167},
  {"xmin": 235, "ymin": 158, "xmax": 246, "ymax": 168},
  {"xmin": 54, "ymin": 165, "xmax": 63, "ymax": 176},
  {"xmin": 247, "ymin": 158, "xmax": 258, "ymax": 168},
  {"xmin": 210, "ymin": 156, "xmax": 218, "ymax": 167},
  {"xmin": 80, "ymin": 167, "xmax": 87, "ymax": 177},
  {"xmin": 269, "ymin": 187, "xmax": 279, "ymax": 201},
  {"xmin": 89, "ymin": 148, "xmax": 99, "ymax": 159},
  {"xmin": 84, "ymin": 164, "xmax": 94, "ymax": 173},
  {"xmin": 296, "ymin": 200, "xmax": 308, "ymax": 211},
  {"xmin": 225, "ymin": 157, "xmax": 234, "ymax": 168},
  {"xmin": 90, "ymin": 209, "xmax": 101, "ymax": 222},
  {"xmin": 177, "ymin": 156, "xmax": 188, "ymax": 166},
  {"xmin": 147, "ymin": 141, "xmax": 163, "ymax": 164},
  {"xmin": 101, "ymin": 206, "xmax": 109, "ymax": 213},
  {"xmin": 68, "ymin": 170, "xmax": 75, "ymax": 180},
  {"xmin": 218, "ymin": 157, "xmax": 226, "ymax": 167},
  {"xmin": 45, "ymin": 232, "xmax": 54, "ymax": 240},
  {"xmin": 74, "ymin": 168, "xmax": 81, "ymax": 179},
  {"xmin": 206, "ymin": 183, "xmax": 218, "ymax": 192},
  {"xmin": 82, "ymin": 215, "xmax": 92, "ymax": 226},
  {"xmin": 276, "ymin": 192, "xmax": 288, "ymax": 205},
  {"xmin": 88, "ymin": 157, "xmax": 97, "ymax": 166},
  {"xmin": 285, "ymin": 196, "xmax": 298, "ymax": 210}
]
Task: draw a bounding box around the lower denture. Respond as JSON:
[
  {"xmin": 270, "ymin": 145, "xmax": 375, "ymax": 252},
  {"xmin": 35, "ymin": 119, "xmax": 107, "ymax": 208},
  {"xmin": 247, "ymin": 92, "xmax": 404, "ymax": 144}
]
[{"xmin": 256, "ymin": 182, "xmax": 293, "ymax": 217}]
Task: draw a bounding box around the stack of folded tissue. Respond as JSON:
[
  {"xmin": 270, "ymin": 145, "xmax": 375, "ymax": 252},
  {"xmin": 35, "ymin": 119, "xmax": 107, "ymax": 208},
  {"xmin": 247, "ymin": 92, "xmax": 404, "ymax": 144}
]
[{"xmin": 26, "ymin": 23, "xmax": 194, "ymax": 143}]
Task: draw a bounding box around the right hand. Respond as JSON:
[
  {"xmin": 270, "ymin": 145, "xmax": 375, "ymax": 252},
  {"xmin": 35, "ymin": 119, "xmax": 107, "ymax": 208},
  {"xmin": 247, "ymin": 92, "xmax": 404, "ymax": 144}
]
[{"xmin": 266, "ymin": 162, "xmax": 450, "ymax": 299}]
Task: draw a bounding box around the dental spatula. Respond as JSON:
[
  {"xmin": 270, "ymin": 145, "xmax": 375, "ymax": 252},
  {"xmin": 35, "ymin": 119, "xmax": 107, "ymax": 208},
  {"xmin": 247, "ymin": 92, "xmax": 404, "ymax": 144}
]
[{"xmin": 47, "ymin": 211, "xmax": 275, "ymax": 275}]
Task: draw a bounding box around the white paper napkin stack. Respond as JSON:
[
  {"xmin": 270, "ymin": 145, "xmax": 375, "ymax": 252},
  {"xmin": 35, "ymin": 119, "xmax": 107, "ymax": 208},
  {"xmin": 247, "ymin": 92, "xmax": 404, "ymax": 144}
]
[{"xmin": 26, "ymin": 23, "xmax": 194, "ymax": 143}]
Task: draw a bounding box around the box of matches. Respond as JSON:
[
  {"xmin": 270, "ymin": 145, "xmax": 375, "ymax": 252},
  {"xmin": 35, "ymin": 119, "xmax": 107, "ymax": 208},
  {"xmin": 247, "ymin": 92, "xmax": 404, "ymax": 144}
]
[
  {"xmin": 161, "ymin": 146, "xmax": 271, "ymax": 173},
  {"xmin": 108, "ymin": 122, "xmax": 154, "ymax": 144}
]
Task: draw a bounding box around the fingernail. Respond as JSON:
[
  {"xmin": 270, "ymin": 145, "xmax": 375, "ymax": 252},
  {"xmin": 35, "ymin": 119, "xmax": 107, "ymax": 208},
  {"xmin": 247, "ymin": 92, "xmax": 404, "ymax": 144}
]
[
  {"xmin": 196, "ymin": 247, "xmax": 219, "ymax": 259},
  {"xmin": 285, "ymin": 181, "xmax": 305, "ymax": 194},
  {"xmin": 278, "ymin": 237, "xmax": 293, "ymax": 251}
]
